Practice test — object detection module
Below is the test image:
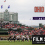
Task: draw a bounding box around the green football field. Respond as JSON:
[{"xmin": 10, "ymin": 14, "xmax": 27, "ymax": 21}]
[
  {"xmin": 0, "ymin": 40, "xmax": 32, "ymax": 45},
  {"xmin": 0, "ymin": 40, "xmax": 45, "ymax": 45}
]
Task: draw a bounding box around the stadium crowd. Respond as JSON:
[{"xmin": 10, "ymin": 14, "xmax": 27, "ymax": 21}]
[
  {"xmin": 0, "ymin": 23, "xmax": 45, "ymax": 35},
  {"xmin": 0, "ymin": 23, "xmax": 29, "ymax": 28},
  {"xmin": 8, "ymin": 27, "xmax": 45, "ymax": 36}
]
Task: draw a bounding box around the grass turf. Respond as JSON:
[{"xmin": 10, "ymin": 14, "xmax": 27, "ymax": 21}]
[
  {"xmin": 0, "ymin": 40, "xmax": 32, "ymax": 45},
  {"xmin": 0, "ymin": 40, "xmax": 45, "ymax": 45}
]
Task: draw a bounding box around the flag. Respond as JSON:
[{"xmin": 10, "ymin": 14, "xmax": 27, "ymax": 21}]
[
  {"xmin": 8, "ymin": 5, "xmax": 10, "ymax": 8},
  {"xmin": 1, "ymin": 5, "xmax": 3, "ymax": 9},
  {"xmin": 4, "ymin": 0, "xmax": 6, "ymax": 2}
]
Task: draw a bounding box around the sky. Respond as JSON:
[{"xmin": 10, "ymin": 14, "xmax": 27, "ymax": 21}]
[{"xmin": 0, "ymin": 0, "xmax": 45, "ymax": 26}]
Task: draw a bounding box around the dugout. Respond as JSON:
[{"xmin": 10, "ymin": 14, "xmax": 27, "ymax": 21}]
[
  {"xmin": 0, "ymin": 28, "xmax": 8, "ymax": 35},
  {"xmin": 0, "ymin": 32, "xmax": 8, "ymax": 35}
]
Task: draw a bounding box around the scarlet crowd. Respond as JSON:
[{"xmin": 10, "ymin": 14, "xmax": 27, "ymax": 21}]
[
  {"xmin": 0, "ymin": 23, "xmax": 29, "ymax": 29},
  {"xmin": 0, "ymin": 23, "xmax": 45, "ymax": 35},
  {"xmin": 8, "ymin": 27, "xmax": 45, "ymax": 35}
]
